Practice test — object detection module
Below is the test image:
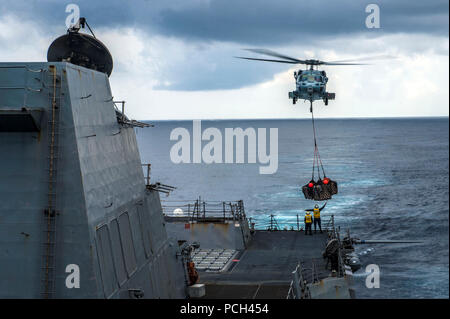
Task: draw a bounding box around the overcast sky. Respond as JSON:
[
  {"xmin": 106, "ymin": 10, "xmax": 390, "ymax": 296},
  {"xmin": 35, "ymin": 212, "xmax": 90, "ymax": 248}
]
[{"xmin": 0, "ymin": 0, "xmax": 448, "ymax": 119}]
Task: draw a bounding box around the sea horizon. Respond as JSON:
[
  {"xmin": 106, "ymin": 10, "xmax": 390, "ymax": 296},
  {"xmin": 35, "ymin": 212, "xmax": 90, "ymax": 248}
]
[{"xmin": 140, "ymin": 116, "xmax": 449, "ymax": 122}]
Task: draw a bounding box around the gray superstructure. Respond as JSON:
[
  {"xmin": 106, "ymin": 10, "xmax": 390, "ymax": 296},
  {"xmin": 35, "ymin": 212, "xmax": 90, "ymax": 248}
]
[{"xmin": 0, "ymin": 62, "xmax": 186, "ymax": 298}]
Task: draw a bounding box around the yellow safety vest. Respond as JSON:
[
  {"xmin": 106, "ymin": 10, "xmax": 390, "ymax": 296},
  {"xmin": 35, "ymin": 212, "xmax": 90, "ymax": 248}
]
[
  {"xmin": 313, "ymin": 208, "xmax": 320, "ymax": 218},
  {"xmin": 305, "ymin": 214, "xmax": 312, "ymax": 223}
]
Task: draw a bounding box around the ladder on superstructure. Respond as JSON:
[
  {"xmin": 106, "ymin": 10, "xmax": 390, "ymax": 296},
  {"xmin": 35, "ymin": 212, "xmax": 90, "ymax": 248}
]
[{"xmin": 40, "ymin": 66, "xmax": 62, "ymax": 299}]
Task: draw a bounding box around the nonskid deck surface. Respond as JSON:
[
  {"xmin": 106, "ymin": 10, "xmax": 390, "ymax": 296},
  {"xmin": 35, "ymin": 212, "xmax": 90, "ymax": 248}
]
[
  {"xmin": 201, "ymin": 284, "xmax": 290, "ymax": 299},
  {"xmin": 198, "ymin": 230, "xmax": 330, "ymax": 298}
]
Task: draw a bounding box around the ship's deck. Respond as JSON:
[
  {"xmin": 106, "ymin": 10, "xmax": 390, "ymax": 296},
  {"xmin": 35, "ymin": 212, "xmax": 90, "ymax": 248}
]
[{"xmin": 198, "ymin": 230, "xmax": 330, "ymax": 299}]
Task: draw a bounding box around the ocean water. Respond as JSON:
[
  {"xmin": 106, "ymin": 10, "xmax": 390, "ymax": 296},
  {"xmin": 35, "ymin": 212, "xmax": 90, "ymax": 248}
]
[{"xmin": 136, "ymin": 118, "xmax": 449, "ymax": 299}]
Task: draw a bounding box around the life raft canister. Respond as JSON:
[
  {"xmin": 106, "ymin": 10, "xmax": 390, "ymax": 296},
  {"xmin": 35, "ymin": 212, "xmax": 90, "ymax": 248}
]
[
  {"xmin": 313, "ymin": 207, "xmax": 320, "ymax": 218},
  {"xmin": 305, "ymin": 213, "xmax": 312, "ymax": 223}
]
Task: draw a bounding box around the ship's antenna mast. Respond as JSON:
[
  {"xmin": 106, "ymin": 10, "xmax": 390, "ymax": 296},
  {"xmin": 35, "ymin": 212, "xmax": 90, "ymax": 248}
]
[{"xmin": 69, "ymin": 17, "xmax": 96, "ymax": 38}]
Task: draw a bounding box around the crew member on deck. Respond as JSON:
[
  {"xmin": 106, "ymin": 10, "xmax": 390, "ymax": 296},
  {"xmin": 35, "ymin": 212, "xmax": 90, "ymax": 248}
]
[
  {"xmin": 304, "ymin": 212, "xmax": 313, "ymax": 236},
  {"xmin": 306, "ymin": 202, "xmax": 327, "ymax": 233}
]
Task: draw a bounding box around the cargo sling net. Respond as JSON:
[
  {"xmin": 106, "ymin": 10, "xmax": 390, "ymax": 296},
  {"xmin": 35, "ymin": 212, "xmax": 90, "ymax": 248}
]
[{"xmin": 302, "ymin": 104, "xmax": 338, "ymax": 201}]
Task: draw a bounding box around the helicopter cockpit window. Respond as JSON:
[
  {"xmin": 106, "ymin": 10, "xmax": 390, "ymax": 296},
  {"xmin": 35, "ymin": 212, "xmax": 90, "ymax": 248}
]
[
  {"xmin": 300, "ymin": 75, "xmax": 309, "ymax": 82},
  {"xmin": 315, "ymin": 76, "xmax": 322, "ymax": 82}
]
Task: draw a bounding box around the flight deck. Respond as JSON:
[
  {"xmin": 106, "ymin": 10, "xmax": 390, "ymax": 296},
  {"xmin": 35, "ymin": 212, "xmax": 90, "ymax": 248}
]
[
  {"xmin": 197, "ymin": 231, "xmax": 329, "ymax": 299},
  {"xmin": 163, "ymin": 199, "xmax": 353, "ymax": 299}
]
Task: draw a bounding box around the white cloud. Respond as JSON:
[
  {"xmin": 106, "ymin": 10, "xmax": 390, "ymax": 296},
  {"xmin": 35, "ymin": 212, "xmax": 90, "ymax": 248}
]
[
  {"xmin": 1, "ymin": 14, "xmax": 448, "ymax": 120},
  {"xmin": 0, "ymin": 14, "xmax": 51, "ymax": 61},
  {"xmin": 104, "ymin": 29, "xmax": 448, "ymax": 119}
]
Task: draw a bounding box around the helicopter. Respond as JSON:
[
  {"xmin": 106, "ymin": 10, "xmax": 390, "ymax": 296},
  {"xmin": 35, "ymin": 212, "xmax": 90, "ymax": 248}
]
[{"xmin": 236, "ymin": 49, "xmax": 385, "ymax": 111}]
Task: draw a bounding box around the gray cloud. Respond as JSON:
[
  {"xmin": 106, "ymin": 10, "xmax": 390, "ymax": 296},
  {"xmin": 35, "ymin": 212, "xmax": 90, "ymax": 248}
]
[
  {"xmin": 1, "ymin": 0, "xmax": 448, "ymax": 43},
  {"xmin": 152, "ymin": 45, "xmax": 290, "ymax": 90},
  {"xmin": 1, "ymin": 0, "xmax": 448, "ymax": 91}
]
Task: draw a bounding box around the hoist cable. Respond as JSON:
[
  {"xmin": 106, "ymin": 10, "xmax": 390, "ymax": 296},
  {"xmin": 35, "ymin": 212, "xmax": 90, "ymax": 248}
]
[
  {"xmin": 312, "ymin": 144, "xmax": 316, "ymax": 180},
  {"xmin": 310, "ymin": 102, "xmax": 326, "ymax": 180}
]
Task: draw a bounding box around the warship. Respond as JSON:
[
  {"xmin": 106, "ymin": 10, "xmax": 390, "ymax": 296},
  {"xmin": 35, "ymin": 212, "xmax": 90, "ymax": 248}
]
[
  {"xmin": 0, "ymin": 18, "xmax": 415, "ymax": 299},
  {"xmin": 0, "ymin": 19, "xmax": 186, "ymax": 299}
]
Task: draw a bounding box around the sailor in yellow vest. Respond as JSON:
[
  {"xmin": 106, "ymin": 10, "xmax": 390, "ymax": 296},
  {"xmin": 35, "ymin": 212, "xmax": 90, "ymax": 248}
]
[
  {"xmin": 305, "ymin": 202, "xmax": 327, "ymax": 233},
  {"xmin": 304, "ymin": 212, "xmax": 313, "ymax": 235}
]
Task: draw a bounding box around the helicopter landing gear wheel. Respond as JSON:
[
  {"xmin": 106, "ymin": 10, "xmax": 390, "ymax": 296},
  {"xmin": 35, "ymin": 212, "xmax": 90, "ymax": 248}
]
[
  {"xmin": 293, "ymin": 98, "xmax": 297, "ymax": 105},
  {"xmin": 325, "ymin": 98, "xmax": 328, "ymax": 106}
]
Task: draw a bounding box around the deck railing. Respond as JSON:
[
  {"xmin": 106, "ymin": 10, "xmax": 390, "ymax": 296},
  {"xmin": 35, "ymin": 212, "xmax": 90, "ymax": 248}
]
[
  {"xmin": 287, "ymin": 214, "xmax": 346, "ymax": 298},
  {"xmin": 323, "ymin": 215, "xmax": 345, "ymax": 277},
  {"xmin": 250, "ymin": 213, "xmax": 336, "ymax": 231},
  {"xmin": 287, "ymin": 262, "xmax": 311, "ymax": 299},
  {"xmin": 162, "ymin": 198, "xmax": 246, "ymax": 222}
]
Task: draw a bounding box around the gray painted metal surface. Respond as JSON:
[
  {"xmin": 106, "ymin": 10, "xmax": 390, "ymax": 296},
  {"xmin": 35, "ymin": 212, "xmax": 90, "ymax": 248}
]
[
  {"xmin": 307, "ymin": 277, "xmax": 351, "ymax": 299},
  {"xmin": 166, "ymin": 221, "xmax": 249, "ymax": 250},
  {"xmin": 198, "ymin": 231, "xmax": 330, "ymax": 285},
  {"xmin": 0, "ymin": 62, "xmax": 186, "ymax": 298}
]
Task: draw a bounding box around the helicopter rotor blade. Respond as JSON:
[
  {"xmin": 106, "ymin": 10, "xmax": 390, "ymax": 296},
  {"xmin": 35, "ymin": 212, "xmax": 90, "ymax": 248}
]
[
  {"xmin": 238, "ymin": 50, "xmax": 396, "ymax": 66},
  {"xmin": 235, "ymin": 56, "xmax": 299, "ymax": 64},
  {"xmin": 326, "ymin": 54, "xmax": 396, "ymax": 64},
  {"xmin": 244, "ymin": 48, "xmax": 306, "ymax": 63},
  {"xmin": 322, "ymin": 62, "xmax": 369, "ymax": 65}
]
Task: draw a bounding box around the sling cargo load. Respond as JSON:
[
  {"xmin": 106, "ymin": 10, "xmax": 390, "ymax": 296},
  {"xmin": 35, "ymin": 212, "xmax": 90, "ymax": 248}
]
[{"xmin": 301, "ymin": 105, "xmax": 338, "ymax": 201}]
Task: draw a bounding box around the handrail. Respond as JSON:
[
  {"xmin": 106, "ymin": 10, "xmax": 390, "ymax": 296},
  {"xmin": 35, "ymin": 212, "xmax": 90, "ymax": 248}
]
[
  {"xmin": 162, "ymin": 198, "xmax": 246, "ymax": 222},
  {"xmin": 114, "ymin": 101, "xmax": 151, "ymax": 128},
  {"xmin": 250, "ymin": 214, "xmax": 335, "ymax": 231},
  {"xmin": 287, "ymin": 263, "xmax": 311, "ymax": 299},
  {"xmin": 323, "ymin": 214, "xmax": 345, "ymax": 276}
]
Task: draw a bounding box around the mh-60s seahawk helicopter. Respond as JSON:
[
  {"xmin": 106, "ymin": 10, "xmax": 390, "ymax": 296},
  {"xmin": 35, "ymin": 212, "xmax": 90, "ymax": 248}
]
[{"xmin": 236, "ymin": 49, "xmax": 386, "ymax": 111}]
